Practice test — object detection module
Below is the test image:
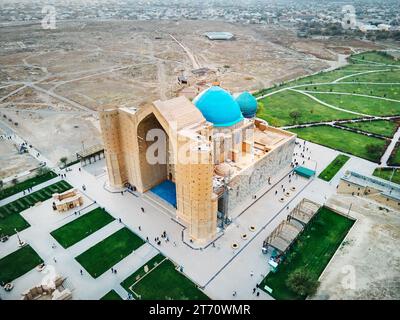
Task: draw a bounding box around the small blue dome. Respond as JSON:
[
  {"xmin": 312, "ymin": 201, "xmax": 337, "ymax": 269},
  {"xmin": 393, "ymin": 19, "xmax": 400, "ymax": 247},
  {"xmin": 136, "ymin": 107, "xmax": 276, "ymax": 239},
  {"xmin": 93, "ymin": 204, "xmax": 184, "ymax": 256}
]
[
  {"xmin": 235, "ymin": 92, "xmax": 258, "ymax": 118},
  {"xmin": 193, "ymin": 86, "xmax": 244, "ymax": 127}
]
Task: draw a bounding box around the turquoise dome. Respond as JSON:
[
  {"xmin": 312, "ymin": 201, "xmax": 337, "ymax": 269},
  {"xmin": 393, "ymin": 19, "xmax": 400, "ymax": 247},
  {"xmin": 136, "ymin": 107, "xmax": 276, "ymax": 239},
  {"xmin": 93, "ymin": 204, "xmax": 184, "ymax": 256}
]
[
  {"xmin": 235, "ymin": 92, "xmax": 258, "ymax": 118},
  {"xmin": 193, "ymin": 86, "xmax": 244, "ymax": 127}
]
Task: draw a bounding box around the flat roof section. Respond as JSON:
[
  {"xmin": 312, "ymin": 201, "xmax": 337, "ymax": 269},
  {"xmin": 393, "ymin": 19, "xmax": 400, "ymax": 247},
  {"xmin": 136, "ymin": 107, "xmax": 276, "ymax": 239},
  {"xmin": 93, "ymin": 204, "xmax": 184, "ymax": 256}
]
[{"xmin": 204, "ymin": 32, "xmax": 234, "ymax": 40}]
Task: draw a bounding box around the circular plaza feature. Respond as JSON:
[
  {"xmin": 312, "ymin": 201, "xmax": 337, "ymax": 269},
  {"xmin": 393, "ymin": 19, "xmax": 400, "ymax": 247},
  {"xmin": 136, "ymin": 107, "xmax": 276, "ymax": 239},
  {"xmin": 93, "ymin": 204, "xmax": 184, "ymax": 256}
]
[{"xmin": 231, "ymin": 243, "xmax": 239, "ymax": 249}]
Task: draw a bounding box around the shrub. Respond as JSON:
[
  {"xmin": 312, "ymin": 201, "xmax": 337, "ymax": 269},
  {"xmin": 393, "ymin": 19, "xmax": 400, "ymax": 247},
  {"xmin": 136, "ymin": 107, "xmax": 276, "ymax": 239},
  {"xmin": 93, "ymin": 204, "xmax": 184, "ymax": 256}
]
[{"xmin": 285, "ymin": 268, "xmax": 319, "ymax": 297}]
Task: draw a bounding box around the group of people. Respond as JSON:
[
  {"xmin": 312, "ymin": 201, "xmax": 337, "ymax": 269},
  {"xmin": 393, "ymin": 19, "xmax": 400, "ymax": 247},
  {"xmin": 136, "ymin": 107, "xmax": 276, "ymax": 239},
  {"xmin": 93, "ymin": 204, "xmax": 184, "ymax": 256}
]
[
  {"xmin": 154, "ymin": 230, "xmax": 169, "ymax": 246},
  {"xmin": 110, "ymin": 267, "xmax": 118, "ymax": 275},
  {"xmin": 22, "ymin": 187, "xmax": 34, "ymax": 195}
]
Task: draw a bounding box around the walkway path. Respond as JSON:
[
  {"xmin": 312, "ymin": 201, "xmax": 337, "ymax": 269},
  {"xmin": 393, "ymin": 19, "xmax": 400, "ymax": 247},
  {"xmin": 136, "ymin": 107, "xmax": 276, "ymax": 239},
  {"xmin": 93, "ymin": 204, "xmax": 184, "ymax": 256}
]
[
  {"xmin": 381, "ymin": 126, "xmax": 400, "ymax": 166},
  {"xmin": 289, "ymin": 89, "xmax": 371, "ymax": 117}
]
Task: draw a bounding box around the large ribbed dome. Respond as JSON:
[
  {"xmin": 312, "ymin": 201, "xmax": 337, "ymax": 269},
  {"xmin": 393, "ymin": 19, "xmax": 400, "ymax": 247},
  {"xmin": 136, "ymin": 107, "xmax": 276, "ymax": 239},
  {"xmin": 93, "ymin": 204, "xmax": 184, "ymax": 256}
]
[
  {"xmin": 193, "ymin": 86, "xmax": 244, "ymax": 127},
  {"xmin": 234, "ymin": 92, "xmax": 258, "ymax": 118}
]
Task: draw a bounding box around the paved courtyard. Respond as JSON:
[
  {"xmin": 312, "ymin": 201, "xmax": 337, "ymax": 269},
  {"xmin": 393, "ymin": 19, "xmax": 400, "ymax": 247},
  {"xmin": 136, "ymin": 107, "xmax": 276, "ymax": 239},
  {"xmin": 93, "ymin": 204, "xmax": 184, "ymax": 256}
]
[{"xmin": 0, "ymin": 136, "xmax": 380, "ymax": 300}]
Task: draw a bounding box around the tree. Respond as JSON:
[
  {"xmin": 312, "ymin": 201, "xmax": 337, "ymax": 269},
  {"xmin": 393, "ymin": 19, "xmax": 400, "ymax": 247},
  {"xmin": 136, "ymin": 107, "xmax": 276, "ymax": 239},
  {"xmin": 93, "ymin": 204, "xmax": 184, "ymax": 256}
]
[
  {"xmin": 36, "ymin": 167, "xmax": 50, "ymax": 177},
  {"xmin": 60, "ymin": 157, "xmax": 68, "ymax": 168},
  {"xmin": 289, "ymin": 111, "xmax": 302, "ymax": 125},
  {"xmin": 286, "ymin": 268, "xmax": 319, "ymax": 297}
]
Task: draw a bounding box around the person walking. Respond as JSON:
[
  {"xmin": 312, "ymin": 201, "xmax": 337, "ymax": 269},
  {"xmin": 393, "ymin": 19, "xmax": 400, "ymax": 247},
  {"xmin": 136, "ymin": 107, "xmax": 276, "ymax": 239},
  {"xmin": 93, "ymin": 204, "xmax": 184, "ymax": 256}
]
[
  {"xmin": 250, "ymin": 271, "xmax": 254, "ymax": 277},
  {"xmin": 80, "ymin": 269, "xmax": 83, "ymax": 275}
]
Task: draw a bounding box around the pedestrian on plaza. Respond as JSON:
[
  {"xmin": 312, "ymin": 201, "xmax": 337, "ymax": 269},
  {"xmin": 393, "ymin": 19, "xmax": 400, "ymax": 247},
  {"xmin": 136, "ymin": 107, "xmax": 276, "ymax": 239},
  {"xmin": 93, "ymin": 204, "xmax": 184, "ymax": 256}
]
[
  {"xmin": 114, "ymin": 269, "xmax": 117, "ymax": 275},
  {"xmin": 111, "ymin": 268, "xmax": 114, "ymax": 273},
  {"xmin": 79, "ymin": 168, "xmax": 81, "ymax": 172},
  {"xmin": 80, "ymin": 269, "xmax": 83, "ymax": 275},
  {"xmin": 250, "ymin": 271, "xmax": 254, "ymax": 277},
  {"xmin": 173, "ymin": 241, "xmax": 177, "ymax": 247},
  {"xmin": 232, "ymin": 291, "xmax": 237, "ymax": 297},
  {"xmin": 119, "ymin": 218, "xmax": 122, "ymax": 223},
  {"xmin": 141, "ymin": 207, "xmax": 144, "ymax": 213},
  {"xmin": 121, "ymin": 191, "xmax": 123, "ymax": 195},
  {"xmin": 138, "ymin": 226, "xmax": 141, "ymax": 231},
  {"xmin": 53, "ymin": 258, "xmax": 57, "ymax": 263},
  {"xmin": 253, "ymin": 288, "xmax": 256, "ymax": 294},
  {"xmin": 146, "ymin": 237, "xmax": 149, "ymax": 242},
  {"xmin": 256, "ymin": 292, "xmax": 260, "ymax": 297}
]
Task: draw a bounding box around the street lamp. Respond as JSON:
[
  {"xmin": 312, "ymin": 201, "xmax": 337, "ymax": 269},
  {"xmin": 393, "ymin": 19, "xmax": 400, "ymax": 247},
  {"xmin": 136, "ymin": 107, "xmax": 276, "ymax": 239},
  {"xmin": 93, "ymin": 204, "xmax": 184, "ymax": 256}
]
[{"xmin": 14, "ymin": 228, "xmax": 25, "ymax": 247}]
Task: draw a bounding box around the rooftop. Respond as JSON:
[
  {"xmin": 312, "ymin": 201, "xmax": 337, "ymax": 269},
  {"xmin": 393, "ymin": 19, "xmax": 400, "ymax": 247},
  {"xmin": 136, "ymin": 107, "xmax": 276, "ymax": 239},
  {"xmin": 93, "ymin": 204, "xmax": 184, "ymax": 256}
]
[{"xmin": 204, "ymin": 32, "xmax": 234, "ymax": 40}]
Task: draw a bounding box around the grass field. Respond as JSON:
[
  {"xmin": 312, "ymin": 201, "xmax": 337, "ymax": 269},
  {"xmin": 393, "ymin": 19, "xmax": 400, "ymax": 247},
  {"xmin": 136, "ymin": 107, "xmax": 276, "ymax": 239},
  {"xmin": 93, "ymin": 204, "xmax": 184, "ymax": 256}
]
[
  {"xmin": 260, "ymin": 207, "xmax": 354, "ymax": 300},
  {"xmin": 311, "ymin": 93, "xmax": 400, "ymax": 116},
  {"xmin": 304, "ymin": 83, "xmax": 400, "ymax": 100},
  {"xmin": 339, "ymin": 120, "xmax": 398, "ymax": 138},
  {"xmin": 348, "ymin": 69, "xmax": 400, "ymax": 83},
  {"xmin": 51, "ymin": 207, "xmax": 115, "ymax": 248},
  {"xmin": 257, "ymin": 90, "xmax": 355, "ymax": 127},
  {"xmin": 75, "ymin": 227, "xmax": 145, "ymax": 278},
  {"xmin": 121, "ymin": 253, "xmax": 166, "ymax": 292},
  {"xmin": 0, "ymin": 245, "xmax": 43, "ymax": 283},
  {"xmin": 350, "ymin": 51, "xmax": 400, "ymax": 65},
  {"xmin": 0, "ymin": 180, "xmax": 72, "ymax": 236},
  {"xmin": 123, "ymin": 257, "xmax": 209, "ymax": 300},
  {"xmin": 373, "ymin": 167, "xmax": 400, "ymax": 185},
  {"xmin": 100, "ymin": 290, "xmax": 123, "ymax": 300},
  {"xmin": 0, "ymin": 170, "xmax": 58, "ymax": 201},
  {"xmin": 254, "ymin": 51, "xmax": 400, "ymax": 159},
  {"xmin": 388, "ymin": 143, "xmax": 400, "ymax": 166},
  {"xmin": 289, "ymin": 126, "xmax": 387, "ymax": 162},
  {"xmin": 318, "ymin": 154, "xmax": 350, "ymax": 182}
]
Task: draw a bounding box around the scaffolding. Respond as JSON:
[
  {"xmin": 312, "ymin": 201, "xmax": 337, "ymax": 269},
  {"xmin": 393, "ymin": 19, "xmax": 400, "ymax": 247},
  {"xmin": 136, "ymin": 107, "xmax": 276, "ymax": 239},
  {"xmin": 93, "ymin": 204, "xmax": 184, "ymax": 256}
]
[
  {"xmin": 76, "ymin": 144, "xmax": 105, "ymax": 166},
  {"xmin": 263, "ymin": 198, "xmax": 321, "ymax": 254}
]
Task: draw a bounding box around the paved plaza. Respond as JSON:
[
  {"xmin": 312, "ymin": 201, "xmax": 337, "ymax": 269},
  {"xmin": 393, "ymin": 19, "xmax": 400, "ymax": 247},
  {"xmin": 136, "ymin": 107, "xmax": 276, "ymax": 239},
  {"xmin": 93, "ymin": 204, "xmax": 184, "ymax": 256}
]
[{"xmin": 0, "ymin": 136, "xmax": 379, "ymax": 300}]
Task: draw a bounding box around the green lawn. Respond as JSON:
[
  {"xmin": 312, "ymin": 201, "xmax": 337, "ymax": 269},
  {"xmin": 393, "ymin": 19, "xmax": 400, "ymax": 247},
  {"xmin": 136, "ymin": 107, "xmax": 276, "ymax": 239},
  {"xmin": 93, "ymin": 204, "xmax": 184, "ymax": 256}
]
[
  {"xmin": 301, "ymin": 83, "xmax": 400, "ymax": 101},
  {"xmin": 311, "ymin": 93, "xmax": 400, "ymax": 116},
  {"xmin": 257, "ymin": 90, "xmax": 355, "ymax": 127},
  {"xmin": 289, "ymin": 125, "xmax": 387, "ymax": 163},
  {"xmin": 75, "ymin": 227, "xmax": 145, "ymax": 278},
  {"xmin": 318, "ymin": 154, "xmax": 350, "ymax": 182},
  {"xmin": 388, "ymin": 143, "xmax": 400, "ymax": 166},
  {"xmin": 0, "ymin": 245, "xmax": 43, "ymax": 283},
  {"xmin": 0, "ymin": 180, "xmax": 72, "ymax": 236},
  {"xmin": 351, "ymin": 51, "xmax": 400, "ymax": 65},
  {"xmin": 373, "ymin": 167, "xmax": 400, "ymax": 185},
  {"xmin": 347, "ymin": 69, "xmax": 400, "ymax": 83},
  {"xmin": 100, "ymin": 290, "xmax": 123, "ymax": 300},
  {"xmin": 121, "ymin": 254, "xmax": 166, "ymax": 292},
  {"xmin": 0, "ymin": 170, "xmax": 58, "ymax": 201},
  {"xmin": 260, "ymin": 207, "xmax": 354, "ymax": 300},
  {"xmin": 125, "ymin": 258, "xmax": 209, "ymax": 300},
  {"xmin": 339, "ymin": 120, "xmax": 398, "ymax": 138},
  {"xmin": 51, "ymin": 208, "xmax": 115, "ymax": 248}
]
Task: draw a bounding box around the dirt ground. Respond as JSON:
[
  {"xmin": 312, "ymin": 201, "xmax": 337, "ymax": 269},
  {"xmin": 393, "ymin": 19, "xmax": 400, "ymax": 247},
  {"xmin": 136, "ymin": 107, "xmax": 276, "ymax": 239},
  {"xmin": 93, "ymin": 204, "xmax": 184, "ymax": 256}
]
[
  {"xmin": 0, "ymin": 19, "xmax": 382, "ymax": 167},
  {"xmin": 0, "ymin": 136, "xmax": 39, "ymax": 180},
  {"xmin": 313, "ymin": 194, "xmax": 400, "ymax": 300}
]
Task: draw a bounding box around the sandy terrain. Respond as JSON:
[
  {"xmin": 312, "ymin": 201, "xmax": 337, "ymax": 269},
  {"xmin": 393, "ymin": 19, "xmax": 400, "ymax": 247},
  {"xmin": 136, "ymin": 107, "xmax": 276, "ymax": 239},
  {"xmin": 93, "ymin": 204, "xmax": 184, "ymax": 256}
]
[
  {"xmin": 0, "ymin": 136, "xmax": 39, "ymax": 180},
  {"xmin": 0, "ymin": 19, "xmax": 382, "ymax": 168},
  {"xmin": 313, "ymin": 194, "xmax": 400, "ymax": 300}
]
